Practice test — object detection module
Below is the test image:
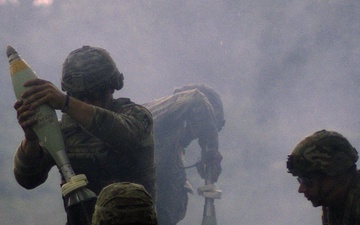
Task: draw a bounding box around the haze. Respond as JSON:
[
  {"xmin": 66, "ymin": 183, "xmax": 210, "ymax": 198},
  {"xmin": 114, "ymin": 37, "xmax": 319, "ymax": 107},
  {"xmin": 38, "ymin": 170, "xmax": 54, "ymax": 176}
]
[{"xmin": 1, "ymin": 1, "xmax": 360, "ymax": 224}]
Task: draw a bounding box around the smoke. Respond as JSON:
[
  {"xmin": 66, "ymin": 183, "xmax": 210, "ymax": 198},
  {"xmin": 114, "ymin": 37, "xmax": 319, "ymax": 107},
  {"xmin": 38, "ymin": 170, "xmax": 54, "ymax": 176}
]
[{"xmin": 1, "ymin": 0, "xmax": 360, "ymax": 224}]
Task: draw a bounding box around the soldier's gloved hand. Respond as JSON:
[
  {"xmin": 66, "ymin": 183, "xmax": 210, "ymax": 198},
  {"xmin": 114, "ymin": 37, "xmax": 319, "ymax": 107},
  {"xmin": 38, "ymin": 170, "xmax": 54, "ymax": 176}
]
[
  {"xmin": 21, "ymin": 78, "xmax": 67, "ymax": 111},
  {"xmin": 14, "ymin": 99, "xmax": 38, "ymax": 140},
  {"xmin": 207, "ymin": 150, "xmax": 222, "ymax": 182},
  {"xmin": 196, "ymin": 150, "xmax": 222, "ymax": 182}
]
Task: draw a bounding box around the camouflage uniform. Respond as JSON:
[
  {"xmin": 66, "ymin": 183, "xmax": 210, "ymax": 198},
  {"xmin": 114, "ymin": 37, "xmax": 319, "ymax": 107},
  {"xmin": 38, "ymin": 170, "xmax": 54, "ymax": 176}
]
[
  {"xmin": 13, "ymin": 46, "xmax": 156, "ymax": 223},
  {"xmin": 143, "ymin": 84, "xmax": 224, "ymax": 225},
  {"xmin": 92, "ymin": 182, "xmax": 157, "ymax": 225},
  {"xmin": 14, "ymin": 99, "xmax": 155, "ymax": 194},
  {"xmin": 287, "ymin": 130, "xmax": 360, "ymax": 225}
]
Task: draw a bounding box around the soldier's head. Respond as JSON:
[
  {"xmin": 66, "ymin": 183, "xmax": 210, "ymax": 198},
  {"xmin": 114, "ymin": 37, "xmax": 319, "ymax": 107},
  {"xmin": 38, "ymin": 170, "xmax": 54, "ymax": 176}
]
[
  {"xmin": 174, "ymin": 84, "xmax": 225, "ymax": 131},
  {"xmin": 61, "ymin": 46, "xmax": 124, "ymax": 104},
  {"xmin": 92, "ymin": 182, "xmax": 157, "ymax": 225},
  {"xmin": 287, "ymin": 130, "xmax": 358, "ymax": 207}
]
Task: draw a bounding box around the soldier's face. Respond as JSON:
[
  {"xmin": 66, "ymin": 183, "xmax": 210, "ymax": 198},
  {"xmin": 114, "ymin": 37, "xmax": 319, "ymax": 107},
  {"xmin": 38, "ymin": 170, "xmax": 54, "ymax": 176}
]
[
  {"xmin": 297, "ymin": 174, "xmax": 323, "ymax": 207},
  {"xmin": 298, "ymin": 174, "xmax": 341, "ymax": 207}
]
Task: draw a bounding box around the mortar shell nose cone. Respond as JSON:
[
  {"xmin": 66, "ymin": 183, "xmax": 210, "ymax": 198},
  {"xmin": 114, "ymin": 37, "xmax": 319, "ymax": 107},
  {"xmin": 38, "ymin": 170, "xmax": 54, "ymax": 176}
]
[{"xmin": 6, "ymin": 45, "xmax": 17, "ymax": 58}]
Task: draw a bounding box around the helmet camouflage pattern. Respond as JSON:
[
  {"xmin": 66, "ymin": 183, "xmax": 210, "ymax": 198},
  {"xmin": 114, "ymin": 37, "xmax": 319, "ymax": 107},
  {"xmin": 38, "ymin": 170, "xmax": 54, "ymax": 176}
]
[
  {"xmin": 287, "ymin": 130, "xmax": 358, "ymax": 177},
  {"xmin": 92, "ymin": 182, "xmax": 157, "ymax": 225},
  {"xmin": 61, "ymin": 45, "xmax": 124, "ymax": 95}
]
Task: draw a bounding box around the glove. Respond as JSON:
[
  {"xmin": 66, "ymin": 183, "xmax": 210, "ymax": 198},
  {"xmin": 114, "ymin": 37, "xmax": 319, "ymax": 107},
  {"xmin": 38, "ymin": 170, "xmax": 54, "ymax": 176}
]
[{"xmin": 196, "ymin": 150, "xmax": 222, "ymax": 182}]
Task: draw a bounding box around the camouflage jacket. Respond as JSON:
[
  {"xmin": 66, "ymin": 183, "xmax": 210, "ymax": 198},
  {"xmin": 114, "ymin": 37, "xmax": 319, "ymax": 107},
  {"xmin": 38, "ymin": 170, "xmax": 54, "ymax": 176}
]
[
  {"xmin": 143, "ymin": 89, "xmax": 219, "ymax": 178},
  {"xmin": 143, "ymin": 89, "xmax": 220, "ymax": 224},
  {"xmin": 322, "ymin": 171, "xmax": 360, "ymax": 225},
  {"xmin": 13, "ymin": 98, "xmax": 155, "ymax": 198}
]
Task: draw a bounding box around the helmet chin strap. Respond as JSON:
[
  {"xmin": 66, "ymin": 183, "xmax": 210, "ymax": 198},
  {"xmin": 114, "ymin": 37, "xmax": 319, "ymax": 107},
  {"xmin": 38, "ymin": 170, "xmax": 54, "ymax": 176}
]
[
  {"xmin": 318, "ymin": 184, "xmax": 330, "ymax": 205},
  {"xmin": 316, "ymin": 171, "xmax": 354, "ymax": 207},
  {"xmin": 317, "ymin": 177, "xmax": 341, "ymax": 206},
  {"xmin": 314, "ymin": 177, "xmax": 326, "ymax": 205}
]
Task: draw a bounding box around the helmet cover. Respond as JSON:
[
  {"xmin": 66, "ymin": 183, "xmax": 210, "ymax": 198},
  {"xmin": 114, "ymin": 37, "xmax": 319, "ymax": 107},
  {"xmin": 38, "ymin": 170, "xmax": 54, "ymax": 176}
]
[
  {"xmin": 61, "ymin": 45, "xmax": 124, "ymax": 95},
  {"xmin": 287, "ymin": 130, "xmax": 358, "ymax": 177},
  {"xmin": 92, "ymin": 182, "xmax": 157, "ymax": 225}
]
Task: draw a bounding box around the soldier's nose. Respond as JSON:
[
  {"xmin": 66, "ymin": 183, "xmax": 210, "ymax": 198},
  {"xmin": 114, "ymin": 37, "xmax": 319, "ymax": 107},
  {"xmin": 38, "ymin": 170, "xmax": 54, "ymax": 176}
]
[{"xmin": 298, "ymin": 183, "xmax": 306, "ymax": 193}]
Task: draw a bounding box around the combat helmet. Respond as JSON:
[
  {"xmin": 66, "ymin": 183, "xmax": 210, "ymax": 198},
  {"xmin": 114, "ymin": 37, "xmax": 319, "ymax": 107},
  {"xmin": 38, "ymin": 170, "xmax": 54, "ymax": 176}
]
[
  {"xmin": 287, "ymin": 130, "xmax": 358, "ymax": 177},
  {"xmin": 92, "ymin": 182, "xmax": 158, "ymax": 225},
  {"xmin": 61, "ymin": 45, "xmax": 124, "ymax": 95}
]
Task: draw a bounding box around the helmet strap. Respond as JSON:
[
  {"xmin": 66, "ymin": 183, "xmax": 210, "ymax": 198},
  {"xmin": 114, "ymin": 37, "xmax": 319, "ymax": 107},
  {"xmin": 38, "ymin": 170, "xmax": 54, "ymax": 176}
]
[
  {"xmin": 313, "ymin": 176, "xmax": 326, "ymax": 205},
  {"xmin": 317, "ymin": 170, "xmax": 356, "ymax": 206}
]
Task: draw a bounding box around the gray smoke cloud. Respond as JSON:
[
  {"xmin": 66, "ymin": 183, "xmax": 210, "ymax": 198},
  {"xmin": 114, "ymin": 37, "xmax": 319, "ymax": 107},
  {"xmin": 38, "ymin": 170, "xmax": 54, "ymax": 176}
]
[{"xmin": 1, "ymin": 0, "xmax": 360, "ymax": 224}]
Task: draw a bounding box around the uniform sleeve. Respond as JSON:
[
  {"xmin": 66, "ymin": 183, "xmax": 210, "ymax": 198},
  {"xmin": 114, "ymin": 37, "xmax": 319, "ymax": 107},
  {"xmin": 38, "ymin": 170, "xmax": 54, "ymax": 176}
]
[
  {"xmin": 144, "ymin": 89, "xmax": 222, "ymax": 181},
  {"xmin": 84, "ymin": 104, "xmax": 153, "ymax": 146},
  {"xmin": 13, "ymin": 143, "xmax": 55, "ymax": 189},
  {"xmin": 147, "ymin": 89, "xmax": 219, "ymax": 149},
  {"xmin": 352, "ymin": 192, "xmax": 360, "ymax": 224}
]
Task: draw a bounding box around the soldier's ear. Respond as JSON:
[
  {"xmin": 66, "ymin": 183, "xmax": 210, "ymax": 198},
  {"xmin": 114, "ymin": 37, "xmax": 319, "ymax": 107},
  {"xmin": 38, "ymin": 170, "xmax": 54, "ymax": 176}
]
[{"xmin": 110, "ymin": 72, "xmax": 124, "ymax": 90}]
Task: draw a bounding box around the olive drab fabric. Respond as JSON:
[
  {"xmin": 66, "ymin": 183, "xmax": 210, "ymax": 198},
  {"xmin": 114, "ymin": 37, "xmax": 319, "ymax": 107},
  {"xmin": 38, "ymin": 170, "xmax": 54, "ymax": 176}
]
[
  {"xmin": 61, "ymin": 98, "xmax": 156, "ymax": 196},
  {"xmin": 322, "ymin": 172, "xmax": 360, "ymax": 224},
  {"xmin": 13, "ymin": 45, "xmax": 155, "ymax": 225},
  {"xmin": 287, "ymin": 130, "xmax": 360, "ymax": 225},
  {"xmin": 287, "ymin": 130, "xmax": 359, "ymax": 177},
  {"xmin": 143, "ymin": 84, "xmax": 224, "ymax": 225},
  {"xmin": 13, "ymin": 97, "xmax": 156, "ymax": 199},
  {"xmin": 92, "ymin": 182, "xmax": 158, "ymax": 225},
  {"xmin": 61, "ymin": 45, "xmax": 124, "ymax": 94},
  {"xmin": 173, "ymin": 84, "xmax": 225, "ymax": 131}
]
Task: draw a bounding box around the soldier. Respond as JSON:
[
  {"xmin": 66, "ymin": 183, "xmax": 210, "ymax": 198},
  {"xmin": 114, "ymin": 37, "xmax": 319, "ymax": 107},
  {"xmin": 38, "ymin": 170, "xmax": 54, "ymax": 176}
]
[
  {"xmin": 143, "ymin": 84, "xmax": 225, "ymax": 225},
  {"xmin": 287, "ymin": 129, "xmax": 360, "ymax": 224},
  {"xmin": 92, "ymin": 182, "xmax": 158, "ymax": 225},
  {"xmin": 13, "ymin": 45, "xmax": 155, "ymax": 224}
]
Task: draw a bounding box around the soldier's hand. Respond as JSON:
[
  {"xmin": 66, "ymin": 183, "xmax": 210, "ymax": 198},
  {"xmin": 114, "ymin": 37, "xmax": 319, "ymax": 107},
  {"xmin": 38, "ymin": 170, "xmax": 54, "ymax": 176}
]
[
  {"xmin": 21, "ymin": 78, "xmax": 66, "ymax": 111},
  {"xmin": 196, "ymin": 150, "xmax": 222, "ymax": 182},
  {"xmin": 14, "ymin": 99, "xmax": 37, "ymax": 139},
  {"xmin": 207, "ymin": 150, "xmax": 222, "ymax": 182}
]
